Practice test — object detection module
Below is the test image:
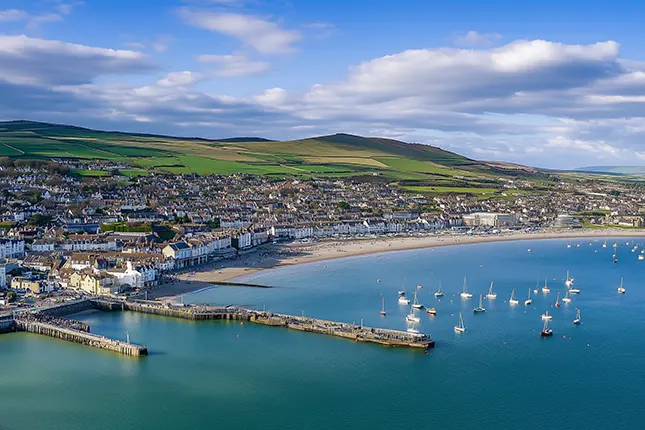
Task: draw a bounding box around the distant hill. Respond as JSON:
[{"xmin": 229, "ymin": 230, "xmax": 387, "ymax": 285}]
[
  {"xmin": 0, "ymin": 120, "xmax": 546, "ymax": 191},
  {"xmin": 576, "ymin": 166, "xmax": 645, "ymax": 176}
]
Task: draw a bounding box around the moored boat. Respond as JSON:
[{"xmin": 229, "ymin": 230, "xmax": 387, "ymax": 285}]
[
  {"xmin": 617, "ymin": 277, "xmax": 626, "ymax": 294},
  {"xmin": 573, "ymin": 308, "xmax": 581, "ymax": 325},
  {"xmin": 460, "ymin": 277, "xmax": 473, "ymax": 299},
  {"xmin": 473, "ymin": 294, "xmax": 486, "ymax": 313},
  {"xmin": 509, "ymin": 288, "xmax": 519, "ymax": 306},
  {"xmin": 525, "ymin": 287, "xmax": 532, "ymax": 306},
  {"xmin": 454, "ymin": 312, "xmax": 466, "ymax": 333},
  {"xmin": 485, "ymin": 281, "xmax": 497, "ymax": 299},
  {"xmin": 540, "ymin": 319, "xmax": 553, "ymax": 337}
]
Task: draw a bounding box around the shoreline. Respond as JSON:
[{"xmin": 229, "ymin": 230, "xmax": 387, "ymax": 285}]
[{"xmin": 150, "ymin": 228, "xmax": 645, "ymax": 300}]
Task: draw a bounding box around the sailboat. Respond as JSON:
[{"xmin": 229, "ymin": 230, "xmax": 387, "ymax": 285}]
[
  {"xmin": 565, "ymin": 270, "xmax": 574, "ymax": 288},
  {"xmin": 426, "ymin": 307, "xmax": 437, "ymax": 315},
  {"xmin": 562, "ymin": 289, "xmax": 572, "ymax": 304},
  {"xmin": 525, "ymin": 288, "xmax": 532, "ymax": 306},
  {"xmin": 380, "ymin": 294, "xmax": 387, "ymax": 316},
  {"xmin": 412, "ymin": 285, "xmax": 424, "ymax": 309},
  {"xmin": 406, "ymin": 322, "xmax": 420, "ymax": 334},
  {"xmin": 639, "ymin": 251, "xmax": 645, "ymax": 261},
  {"xmin": 542, "ymin": 278, "xmax": 550, "ymax": 294},
  {"xmin": 509, "ymin": 289, "xmax": 519, "ymax": 305},
  {"xmin": 485, "ymin": 281, "xmax": 497, "ymax": 299},
  {"xmin": 533, "ymin": 279, "xmax": 539, "ymax": 295},
  {"xmin": 602, "ymin": 240, "xmax": 607, "ymax": 248},
  {"xmin": 398, "ymin": 279, "xmax": 406, "ymax": 296},
  {"xmin": 406, "ymin": 304, "xmax": 420, "ymax": 323},
  {"xmin": 554, "ymin": 292, "xmax": 561, "ymax": 308},
  {"xmin": 398, "ymin": 294, "xmax": 410, "ymax": 305},
  {"xmin": 613, "ymin": 252, "xmax": 619, "ymax": 263},
  {"xmin": 473, "ymin": 294, "xmax": 486, "ymax": 313},
  {"xmin": 454, "ymin": 312, "xmax": 466, "ymax": 333},
  {"xmin": 573, "ymin": 308, "xmax": 581, "ymax": 325},
  {"xmin": 540, "ymin": 318, "xmax": 553, "ymax": 337},
  {"xmin": 434, "ymin": 281, "xmax": 444, "ymax": 298},
  {"xmin": 460, "ymin": 277, "xmax": 473, "ymax": 299},
  {"xmin": 541, "ymin": 310, "xmax": 552, "ymax": 320},
  {"xmin": 567, "ymin": 242, "xmax": 572, "ymax": 248},
  {"xmin": 617, "ymin": 277, "xmax": 626, "ymax": 294}
]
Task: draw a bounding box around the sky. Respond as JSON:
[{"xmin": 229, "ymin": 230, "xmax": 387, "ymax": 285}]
[{"xmin": 1, "ymin": 0, "xmax": 645, "ymax": 168}]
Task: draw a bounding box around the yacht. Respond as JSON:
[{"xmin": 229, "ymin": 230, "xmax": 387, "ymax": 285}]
[
  {"xmin": 412, "ymin": 286, "xmax": 424, "ymax": 309},
  {"xmin": 565, "ymin": 270, "xmax": 574, "ymax": 288},
  {"xmin": 639, "ymin": 253, "xmax": 644, "ymax": 261},
  {"xmin": 573, "ymin": 308, "xmax": 581, "ymax": 325},
  {"xmin": 541, "ymin": 311, "xmax": 553, "ymax": 321},
  {"xmin": 540, "ymin": 319, "xmax": 553, "ymax": 337},
  {"xmin": 562, "ymin": 290, "xmax": 572, "ymax": 304},
  {"xmin": 434, "ymin": 281, "xmax": 444, "ymax": 298},
  {"xmin": 525, "ymin": 288, "xmax": 532, "ymax": 306},
  {"xmin": 406, "ymin": 305, "xmax": 420, "ymax": 323},
  {"xmin": 567, "ymin": 243, "xmax": 572, "ymax": 249},
  {"xmin": 460, "ymin": 277, "xmax": 473, "ymax": 299},
  {"xmin": 602, "ymin": 240, "xmax": 607, "ymax": 248},
  {"xmin": 617, "ymin": 277, "xmax": 626, "ymax": 294},
  {"xmin": 485, "ymin": 281, "xmax": 497, "ymax": 299},
  {"xmin": 380, "ymin": 295, "xmax": 387, "ymax": 316},
  {"xmin": 473, "ymin": 294, "xmax": 486, "ymax": 313},
  {"xmin": 398, "ymin": 294, "xmax": 410, "ymax": 305},
  {"xmin": 426, "ymin": 307, "xmax": 437, "ymax": 315},
  {"xmin": 569, "ymin": 284, "xmax": 581, "ymax": 294},
  {"xmin": 454, "ymin": 312, "xmax": 466, "ymax": 333},
  {"xmin": 533, "ymin": 279, "xmax": 539, "ymax": 295},
  {"xmin": 542, "ymin": 279, "xmax": 551, "ymax": 294},
  {"xmin": 509, "ymin": 289, "xmax": 519, "ymax": 306},
  {"xmin": 554, "ymin": 292, "xmax": 561, "ymax": 308}
]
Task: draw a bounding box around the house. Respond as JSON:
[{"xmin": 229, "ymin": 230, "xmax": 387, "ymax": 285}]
[
  {"xmin": 11, "ymin": 276, "xmax": 50, "ymax": 294},
  {"xmin": 106, "ymin": 262, "xmax": 143, "ymax": 290},
  {"xmin": 0, "ymin": 239, "xmax": 25, "ymax": 258},
  {"xmin": 31, "ymin": 239, "xmax": 55, "ymax": 252},
  {"xmin": 162, "ymin": 242, "xmax": 191, "ymax": 269},
  {"xmin": 69, "ymin": 271, "xmax": 119, "ymax": 295}
]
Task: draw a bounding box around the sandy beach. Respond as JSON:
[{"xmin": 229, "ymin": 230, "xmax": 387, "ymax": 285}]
[{"xmin": 150, "ymin": 228, "xmax": 645, "ymax": 300}]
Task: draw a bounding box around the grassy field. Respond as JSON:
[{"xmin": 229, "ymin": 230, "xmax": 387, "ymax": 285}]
[
  {"xmin": 0, "ymin": 120, "xmax": 556, "ymax": 198},
  {"xmin": 71, "ymin": 169, "xmax": 110, "ymax": 177}
]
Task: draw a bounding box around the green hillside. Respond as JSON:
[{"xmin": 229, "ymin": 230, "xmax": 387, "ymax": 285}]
[{"xmin": 0, "ymin": 120, "xmax": 549, "ymax": 196}]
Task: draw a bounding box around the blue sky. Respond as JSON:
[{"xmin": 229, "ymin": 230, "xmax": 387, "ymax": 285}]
[{"xmin": 2, "ymin": 0, "xmax": 645, "ymax": 168}]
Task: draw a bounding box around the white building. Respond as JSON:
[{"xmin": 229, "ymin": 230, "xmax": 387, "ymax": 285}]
[
  {"xmin": 0, "ymin": 239, "xmax": 25, "ymax": 258},
  {"xmin": 106, "ymin": 262, "xmax": 144, "ymax": 290},
  {"xmin": 31, "ymin": 240, "xmax": 55, "ymax": 252},
  {"xmin": 462, "ymin": 212, "xmax": 517, "ymax": 228}
]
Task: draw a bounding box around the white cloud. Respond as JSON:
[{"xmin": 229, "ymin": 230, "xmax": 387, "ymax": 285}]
[
  {"xmin": 197, "ymin": 54, "xmax": 270, "ymax": 77},
  {"xmin": 0, "ymin": 9, "xmax": 28, "ymax": 21},
  {"xmin": 157, "ymin": 71, "xmax": 203, "ymax": 87},
  {"xmin": 453, "ymin": 31, "xmax": 502, "ymax": 47},
  {"xmin": 179, "ymin": 8, "xmax": 301, "ymax": 54},
  {"xmin": 0, "ymin": 2, "xmax": 81, "ymax": 29}
]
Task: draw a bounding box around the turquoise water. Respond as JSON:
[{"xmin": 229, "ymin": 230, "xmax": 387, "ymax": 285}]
[{"xmin": 2, "ymin": 238, "xmax": 645, "ymax": 429}]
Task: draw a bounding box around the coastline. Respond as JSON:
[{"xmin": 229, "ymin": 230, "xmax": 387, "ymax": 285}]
[{"xmin": 150, "ymin": 228, "xmax": 645, "ymax": 300}]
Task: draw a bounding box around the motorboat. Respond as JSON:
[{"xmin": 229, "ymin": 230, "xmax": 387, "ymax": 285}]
[{"xmin": 426, "ymin": 307, "xmax": 437, "ymax": 315}]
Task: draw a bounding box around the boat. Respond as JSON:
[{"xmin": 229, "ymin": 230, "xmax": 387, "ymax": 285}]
[
  {"xmin": 564, "ymin": 270, "xmax": 574, "ymax": 288},
  {"xmin": 460, "ymin": 277, "xmax": 473, "ymax": 299},
  {"xmin": 554, "ymin": 292, "xmax": 561, "ymax": 308},
  {"xmin": 541, "ymin": 311, "xmax": 552, "ymax": 320},
  {"xmin": 562, "ymin": 290, "xmax": 572, "ymax": 304},
  {"xmin": 613, "ymin": 253, "xmax": 619, "ymax": 263},
  {"xmin": 617, "ymin": 277, "xmax": 626, "ymax": 294},
  {"xmin": 576, "ymin": 243, "xmax": 581, "ymax": 248},
  {"xmin": 406, "ymin": 324, "xmax": 420, "ymax": 334},
  {"xmin": 426, "ymin": 307, "xmax": 437, "ymax": 315},
  {"xmin": 639, "ymin": 254, "xmax": 645, "ymax": 261},
  {"xmin": 567, "ymin": 243, "xmax": 572, "ymax": 249},
  {"xmin": 398, "ymin": 295, "xmax": 410, "ymax": 305},
  {"xmin": 509, "ymin": 288, "xmax": 519, "ymax": 305},
  {"xmin": 542, "ymin": 279, "xmax": 550, "ymax": 294},
  {"xmin": 406, "ymin": 304, "xmax": 420, "ymax": 323},
  {"xmin": 434, "ymin": 281, "xmax": 444, "ymax": 298},
  {"xmin": 569, "ymin": 284, "xmax": 580, "ymax": 294},
  {"xmin": 380, "ymin": 294, "xmax": 387, "ymax": 316},
  {"xmin": 525, "ymin": 287, "xmax": 532, "ymax": 306},
  {"xmin": 454, "ymin": 312, "xmax": 466, "ymax": 333},
  {"xmin": 528, "ymin": 248, "xmax": 532, "ymax": 253},
  {"xmin": 533, "ymin": 279, "xmax": 539, "ymax": 295},
  {"xmin": 573, "ymin": 308, "xmax": 581, "ymax": 325},
  {"xmin": 540, "ymin": 319, "xmax": 553, "ymax": 337},
  {"xmin": 397, "ymin": 290, "xmax": 405, "ymax": 296},
  {"xmin": 485, "ymin": 281, "xmax": 497, "ymax": 299},
  {"xmin": 602, "ymin": 240, "xmax": 607, "ymax": 248},
  {"xmin": 377, "ymin": 279, "xmax": 381, "ymax": 283},
  {"xmin": 633, "ymin": 246, "xmax": 638, "ymax": 253},
  {"xmin": 412, "ymin": 285, "xmax": 424, "ymax": 309},
  {"xmin": 473, "ymin": 294, "xmax": 486, "ymax": 313},
  {"xmin": 613, "ymin": 242, "xmax": 618, "ymax": 249}
]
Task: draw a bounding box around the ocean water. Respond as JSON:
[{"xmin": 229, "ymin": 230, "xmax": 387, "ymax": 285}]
[{"xmin": 2, "ymin": 238, "xmax": 645, "ymax": 429}]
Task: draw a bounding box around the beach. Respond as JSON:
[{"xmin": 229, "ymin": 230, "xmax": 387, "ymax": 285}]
[{"xmin": 151, "ymin": 228, "xmax": 645, "ymax": 300}]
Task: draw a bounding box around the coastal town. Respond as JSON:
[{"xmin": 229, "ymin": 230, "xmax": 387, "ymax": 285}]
[{"xmin": 1, "ymin": 158, "xmax": 645, "ymax": 311}]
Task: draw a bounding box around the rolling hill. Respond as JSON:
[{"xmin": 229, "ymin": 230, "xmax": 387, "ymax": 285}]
[{"xmin": 0, "ymin": 120, "xmax": 548, "ymax": 194}]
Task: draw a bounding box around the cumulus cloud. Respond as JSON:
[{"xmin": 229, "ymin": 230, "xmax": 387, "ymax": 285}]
[
  {"xmin": 453, "ymin": 31, "xmax": 502, "ymax": 47},
  {"xmin": 197, "ymin": 54, "xmax": 270, "ymax": 77},
  {"xmin": 179, "ymin": 8, "xmax": 301, "ymax": 54}
]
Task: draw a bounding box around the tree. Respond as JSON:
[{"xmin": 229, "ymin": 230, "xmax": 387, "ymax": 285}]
[
  {"xmin": 7, "ymin": 291, "xmax": 17, "ymax": 302},
  {"xmin": 337, "ymin": 201, "xmax": 350, "ymax": 210},
  {"xmin": 27, "ymin": 214, "xmax": 53, "ymax": 227}
]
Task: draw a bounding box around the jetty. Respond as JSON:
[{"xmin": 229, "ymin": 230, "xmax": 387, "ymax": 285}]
[{"xmin": 0, "ymin": 298, "xmax": 434, "ymax": 356}]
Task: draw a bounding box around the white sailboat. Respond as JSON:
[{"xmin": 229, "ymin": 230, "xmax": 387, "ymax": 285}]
[
  {"xmin": 485, "ymin": 281, "xmax": 497, "ymax": 299},
  {"xmin": 406, "ymin": 304, "xmax": 420, "ymax": 323},
  {"xmin": 473, "ymin": 294, "xmax": 486, "ymax": 313},
  {"xmin": 540, "ymin": 319, "xmax": 553, "ymax": 337},
  {"xmin": 573, "ymin": 308, "xmax": 581, "ymax": 325},
  {"xmin": 562, "ymin": 289, "xmax": 572, "ymax": 304},
  {"xmin": 525, "ymin": 288, "xmax": 532, "ymax": 306},
  {"xmin": 434, "ymin": 281, "xmax": 444, "ymax": 298},
  {"xmin": 565, "ymin": 270, "xmax": 574, "ymax": 288},
  {"xmin": 460, "ymin": 277, "xmax": 473, "ymax": 299},
  {"xmin": 509, "ymin": 288, "xmax": 519, "ymax": 305},
  {"xmin": 454, "ymin": 312, "xmax": 466, "ymax": 333},
  {"xmin": 533, "ymin": 279, "xmax": 539, "ymax": 295},
  {"xmin": 412, "ymin": 285, "xmax": 424, "ymax": 309},
  {"xmin": 398, "ymin": 294, "xmax": 410, "ymax": 305},
  {"xmin": 602, "ymin": 240, "xmax": 607, "ymax": 248},
  {"xmin": 617, "ymin": 277, "xmax": 626, "ymax": 294},
  {"xmin": 554, "ymin": 292, "xmax": 561, "ymax": 308},
  {"xmin": 639, "ymin": 251, "xmax": 645, "ymax": 261},
  {"xmin": 541, "ymin": 310, "xmax": 552, "ymax": 320},
  {"xmin": 542, "ymin": 278, "xmax": 550, "ymax": 294}
]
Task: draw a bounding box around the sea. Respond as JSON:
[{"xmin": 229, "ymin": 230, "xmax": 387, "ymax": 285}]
[{"xmin": 2, "ymin": 237, "xmax": 645, "ymax": 429}]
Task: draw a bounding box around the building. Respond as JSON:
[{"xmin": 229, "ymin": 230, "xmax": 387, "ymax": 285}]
[
  {"xmin": 106, "ymin": 262, "xmax": 144, "ymax": 290},
  {"xmin": 462, "ymin": 212, "xmax": 518, "ymax": 228},
  {"xmin": 10, "ymin": 276, "xmax": 49, "ymax": 294},
  {"xmin": 0, "ymin": 239, "xmax": 25, "ymax": 258},
  {"xmin": 162, "ymin": 242, "xmax": 191, "ymax": 269},
  {"xmin": 69, "ymin": 271, "xmax": 119, "ymax": 295},
  {"xmin": 554, "ymin": 214, "xmax": 580, "ymax": 228},
  {"xmin": 31, "ymin": 240, "xmax": 55, "ymax": 252}
]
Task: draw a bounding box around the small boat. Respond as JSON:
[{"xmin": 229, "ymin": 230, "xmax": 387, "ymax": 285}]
[
  {"xmin": 541, "ymin": 311, "xmax": 552, "ymax": 321},
  {"xmin": 562, "ymin": 290, "xmax": 572, "ymax": 304},
  {"xmin": 525, "ymin": 287, "xmax": 532, "ymax": 306},
  {"xmin": 406, "ymin": 305, "xmax": 420, "ymax": 323},
  {"xmin": 533, "ymin": 279, "xmax": 539, "ymax": 295},
  {"xmin": 617, "ymin": 277, "xmax": 626, "ymax": 294},
  {"xmin": 434, "ymin": 281, "xmax": 444, "ymax": 298},
  {"xmin": 576, "ymin": 243, "xmax": 581, "ymax": 248},
  {"xmin": 567, "ymin": 243, "xmax": 572, "ymax": 249},
  {"xmin": 569, "ymin": 285, "xmax": 580, "ymax": 294},
  {"xmin": 542, "ymin": 279, "xmax": 550, "ymax": 294},
  {"xmin": 377, "ymin": 279, "xmax": 381, "ymax": 283},
  {"xmin": 632, "ymin": 246, "xmax": 638, "ymax": 253},
  {"xmin": 398, "ymin": 295, "xmax": 410, "ymax": 305},
  {"xmin": 485, "ymin": 281, "xmax": 497, "ymax": 299},
  {"xmin": 509, "ymin": 288, "xmax": 519, "ymax": 305},
  {"xmin": 398, "ymin": 290, "xmax": 405, "ymax": 296},
  {"xmin": 460, "ymin": 277, "xmax": 473, "ymax": 299},
  {"xmin": 454, "ymin": 312, "xmax": 466, "ymax": 333},
  {"xmin": 473, "ymin": 294, "xmax": 486, "ymax": 313},
  {"xmin": 639, "ymin": 254, "xmax": 644, "ymax": 261},
  {"xmin": 527, "ymin": 248, "xmax": 532, "ymax": 253},
  {"xmin": 426, "ymin": 307, "xmax": 437, "ymax": 315},
  {"xmin": 540, "ymin": 319, "xmax": 553, "ymax": 337},
  {"xmin": 564, "ymin": 270, "xmax": 574, "ymax": 288},
  {"xmin": 412, "ymin": 285, "xmax": 424, "ymax": 309},
  {"xmin": 380, "ymin": 294, "xmax": 387, "ymax": 316},
  {"xmin": 602, "ymin": 240, "xmax": 607, "ymax": 248},
  {"xmin": 554, "ymin": 292, "xmax": 561, "ymax": 308},
  {"xmin": 573, "ymin": 308, "xmax": 581, "ymax": 325}
]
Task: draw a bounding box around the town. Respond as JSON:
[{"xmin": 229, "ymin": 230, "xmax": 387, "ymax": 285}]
[{"xmin": 1, "ymin": 158, "xmax": 644, "ymax": 310}]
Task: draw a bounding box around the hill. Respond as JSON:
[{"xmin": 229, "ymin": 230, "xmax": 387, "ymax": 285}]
[
  {"xmin": 576, "ymin": 166, "xmax": 645, "ymax": 176},
  {"xmin": 0, "ymin": 120, "xmax": 550, "ymax": 196}
]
